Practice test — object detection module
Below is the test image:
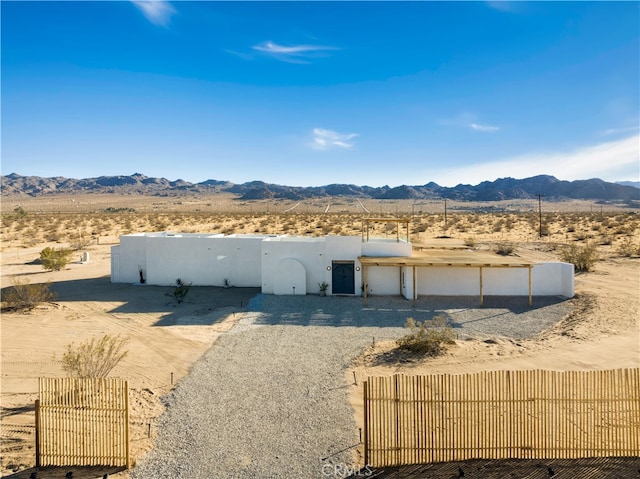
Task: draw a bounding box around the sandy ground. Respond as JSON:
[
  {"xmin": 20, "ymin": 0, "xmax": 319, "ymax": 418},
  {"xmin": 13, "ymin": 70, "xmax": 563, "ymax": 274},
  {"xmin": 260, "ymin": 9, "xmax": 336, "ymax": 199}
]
[
  {"xmin": 1, "ymin": 200, "xmax": 639, "ymax": 477},
  {"xmin": 1, "ymin": 242, "xmax": 259, "ymax": 477},
  {"xmin": 347, "ymin": 252, "xmax": 640, "ymax": 464}
]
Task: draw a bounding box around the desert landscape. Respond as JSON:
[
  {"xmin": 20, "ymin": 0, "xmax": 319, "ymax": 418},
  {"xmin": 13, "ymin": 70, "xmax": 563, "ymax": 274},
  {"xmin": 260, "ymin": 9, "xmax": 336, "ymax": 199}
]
[{"xmin": 1, "ymin": 194, "xmax": 639, "ymax": 477}]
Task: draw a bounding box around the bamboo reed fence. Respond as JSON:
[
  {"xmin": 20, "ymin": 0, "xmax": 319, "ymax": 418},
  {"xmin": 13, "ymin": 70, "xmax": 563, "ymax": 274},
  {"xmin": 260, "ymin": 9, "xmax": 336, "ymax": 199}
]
[
  {"xmin": 36, "ymin": 377, "xmax": 129, "ymax": 467},
  {"xmin": 364, "ymin": 369, "xmax": 640, "ymax": 467}
]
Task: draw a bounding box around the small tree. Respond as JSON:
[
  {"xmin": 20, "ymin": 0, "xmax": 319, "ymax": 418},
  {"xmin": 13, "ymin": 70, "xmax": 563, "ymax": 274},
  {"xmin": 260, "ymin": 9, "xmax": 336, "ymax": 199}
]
[
  {"xmin": 166, "ymin": 278, "xmax": 191, "ymax": 304},
  {"xmin": 40, "ymin": 247, "xmax": 72, "ymax": 271},
  {"xmin": 396, "ymin": 316, "xmax": 456, "ymax": 356},
  {"xmin": 61, "ymin": 335, "xmax": 129, "ymax": 378},
  {"xmin": 1, "ymin": 278, "xmax": 56, "ymax": 312}
]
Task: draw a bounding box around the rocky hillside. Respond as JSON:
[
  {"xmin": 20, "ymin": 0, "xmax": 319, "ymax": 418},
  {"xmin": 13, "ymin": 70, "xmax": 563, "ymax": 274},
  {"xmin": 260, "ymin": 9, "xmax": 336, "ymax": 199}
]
[{"xmin": 2, "ymin": 172, "xmax": 639, "ymax": 202}]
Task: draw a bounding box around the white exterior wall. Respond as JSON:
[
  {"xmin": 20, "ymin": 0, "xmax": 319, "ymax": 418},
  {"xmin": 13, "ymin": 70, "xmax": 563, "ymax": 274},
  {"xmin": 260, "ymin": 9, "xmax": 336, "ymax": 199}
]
[
  {"xmin": 401, "ymin": 266, "xmax": 413, "ymax": 300},
  {"xmin": 111, "ymin": 233, "xmax": 573, "ymax": 298},
  {"xmin": 417, "ymin": 267, "xmax": 481, "ymax": 295},
  {"xmin": 366, "ymin": 266, "xmax": 402, "ymax": 296},
  {"xmin": 532, "ymin": 262, "xmax": 574, "ymax": 297},
  {"xmin": 261, "ymin": 237, "xmax": 326, "ymax": 295},
  {"xmin": 360, "ymin": 239, "xmax": 411, "ymax": 296},
  {"xmin": 110, "ymin": 234, "xmax": 149, "ymax": 284},
  {"xmin": 111, "ymin": 233, "xmax": 263, "ymax": 286},
  {"xmin": 361, "ymin": 239, "xmax": 412, "ymax": 257},
  {"xmin": 144, "ymin": 235, "xmax": 263, "ymax": 286},
  {"xmin": 412, "ymin": 262, "xmax": 574, "ymax": 298}
]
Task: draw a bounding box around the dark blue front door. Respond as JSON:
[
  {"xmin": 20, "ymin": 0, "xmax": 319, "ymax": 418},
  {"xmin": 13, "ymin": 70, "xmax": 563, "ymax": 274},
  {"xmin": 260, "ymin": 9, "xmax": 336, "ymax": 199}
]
[{"xmin": 332, "ymin": 262, "xmax": 355, "ymax": 294}]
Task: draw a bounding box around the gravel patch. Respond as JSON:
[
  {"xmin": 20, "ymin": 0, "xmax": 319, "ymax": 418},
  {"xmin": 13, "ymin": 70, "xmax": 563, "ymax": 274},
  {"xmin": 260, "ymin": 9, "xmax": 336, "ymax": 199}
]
[{"xmin": 131, "ymin": 293, "xmax": 572, "ymax": 479}]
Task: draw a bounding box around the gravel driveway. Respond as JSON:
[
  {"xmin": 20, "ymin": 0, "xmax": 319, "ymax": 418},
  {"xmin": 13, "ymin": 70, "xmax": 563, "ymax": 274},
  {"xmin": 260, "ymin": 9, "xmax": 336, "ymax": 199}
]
[{"xmin": 131, "ymin": 293, "xmax": 572, "ymax": 479}]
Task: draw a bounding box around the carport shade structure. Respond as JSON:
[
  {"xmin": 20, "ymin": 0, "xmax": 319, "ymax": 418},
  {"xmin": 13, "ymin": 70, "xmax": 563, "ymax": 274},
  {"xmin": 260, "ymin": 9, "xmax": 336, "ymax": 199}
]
[{"xmin": 357, "ymin": 255, "xmax": 535, "ymax": 306}]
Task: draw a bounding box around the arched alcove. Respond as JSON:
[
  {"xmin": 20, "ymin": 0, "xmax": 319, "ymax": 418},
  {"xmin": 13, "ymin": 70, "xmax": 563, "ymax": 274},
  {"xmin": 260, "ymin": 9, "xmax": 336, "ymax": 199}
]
[{"xmin": 273, "ymin": 258, "xmax": 307, "ymax": 295}]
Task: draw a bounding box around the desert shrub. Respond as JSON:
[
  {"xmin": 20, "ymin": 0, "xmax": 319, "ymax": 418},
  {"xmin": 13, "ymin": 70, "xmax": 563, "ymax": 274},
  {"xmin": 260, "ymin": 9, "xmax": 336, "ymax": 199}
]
[
  {"xmin": 39, "ymin": 247, "xmax": 72, "ymax": 271},
  {"xmin": 61, "ymin": 335, "xmax": 128, "ymax": 378},
  {"xmin": 69, "ymin": 235, "xmax": 93, "ymax": 250},
  {"xmin": 616, "ymin": 238, "xmax": 640, "ymax": 258},
  {"xmin": 464, "ymin": 237, "xmax": 476, "ymax": 248},
  {"xmin": 104, "ymin": 207, "xmax": 135, "ymax": 213},
  {"xmin": 13, "ymin": 206, "xmax": 27, "ymax": 218},
  {"xmin": 494, "ymin": 242, "xmax": 515, "ymax": 256},
  {"xmin": 166, "ymin": 278, "xmax": 192, "ymax": 304},
  {"xmin": 560, "ymin": 243, "xmax": 599, "ymax": 272},
  {"xmin": 598, "ymin": 234, "xmax": 613, "ymax": 246},
  {"xmin": 396, "ymin": 316, "xmax": 456, "ymax": 356},
  {"xmin": 1, "ymin": 279, "xmax": 56, "ymax": 311}
]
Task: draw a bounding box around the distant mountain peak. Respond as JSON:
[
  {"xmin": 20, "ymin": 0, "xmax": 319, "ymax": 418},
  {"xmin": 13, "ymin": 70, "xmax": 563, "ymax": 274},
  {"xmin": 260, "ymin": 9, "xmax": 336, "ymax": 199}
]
[{"xmin": 1, "ymin": 173, "xmax": 639, "ymax": 202}]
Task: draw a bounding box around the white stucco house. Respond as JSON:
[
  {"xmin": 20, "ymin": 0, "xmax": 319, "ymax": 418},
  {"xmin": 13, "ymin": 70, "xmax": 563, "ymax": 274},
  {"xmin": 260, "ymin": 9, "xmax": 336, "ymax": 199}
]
[{"xmin": 110, "ymin": 224, "xmax": 574, "ymax": 304}]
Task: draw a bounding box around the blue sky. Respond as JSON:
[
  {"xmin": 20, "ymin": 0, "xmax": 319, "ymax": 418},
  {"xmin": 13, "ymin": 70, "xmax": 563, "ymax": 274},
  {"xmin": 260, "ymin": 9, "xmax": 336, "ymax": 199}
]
[{"xmin": 2, "ymin": 1, "xmax": 639, "ymax": 187}]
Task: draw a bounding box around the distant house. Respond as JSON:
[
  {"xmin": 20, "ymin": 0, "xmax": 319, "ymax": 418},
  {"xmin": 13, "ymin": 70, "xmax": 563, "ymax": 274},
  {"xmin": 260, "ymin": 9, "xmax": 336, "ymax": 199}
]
[{"xmin": 111, "ymin": 221, "xmax": 574, "ymax": 302}]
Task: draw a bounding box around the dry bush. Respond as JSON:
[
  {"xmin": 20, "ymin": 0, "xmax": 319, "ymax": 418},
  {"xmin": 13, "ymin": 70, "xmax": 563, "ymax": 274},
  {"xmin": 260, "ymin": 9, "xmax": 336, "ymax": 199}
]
[
  {"xmin": 598, "ymin": 234, "xmax": 613, "ymax": 246},
  {"xmin": 61, "ymin": 335, "xmax": 129, "ymax": 378},
  {"xmin": 616, "ymin": 238, "xmax": 640, "ymax": 258},
  {"xmin": 396, "ymin": 316, "xmax": 456, "ymax": 356},
  {"xmin": 560, "ymin": 243, "xmax": 599, "ymax": 272},
  {"xmin": 69, "ymin": 235, "xmax": 94, "ymax": 250},
  {"xmin": 40, "ymin": 247, "xmax": 72, "ymax": 271},
  {"xmin": 1, "ymin": 278, "xmax": 56, "ymax": 312},
  {"xmin": 494, "ymin": 242, "xmax": 515, "ymax": 256}
]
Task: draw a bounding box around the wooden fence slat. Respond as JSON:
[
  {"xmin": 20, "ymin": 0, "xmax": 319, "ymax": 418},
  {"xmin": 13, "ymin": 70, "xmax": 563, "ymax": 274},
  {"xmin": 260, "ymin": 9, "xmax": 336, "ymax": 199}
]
[{"xmin": 363, "ymin": 369, "xmax": 640, "ymax": 468}]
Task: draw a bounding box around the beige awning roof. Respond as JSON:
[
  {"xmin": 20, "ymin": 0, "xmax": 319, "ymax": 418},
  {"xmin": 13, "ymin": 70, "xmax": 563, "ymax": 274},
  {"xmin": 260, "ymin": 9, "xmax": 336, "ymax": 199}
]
[{"xmin": 358, "ymin": 254, "xmax": 534, "ymax": 268}]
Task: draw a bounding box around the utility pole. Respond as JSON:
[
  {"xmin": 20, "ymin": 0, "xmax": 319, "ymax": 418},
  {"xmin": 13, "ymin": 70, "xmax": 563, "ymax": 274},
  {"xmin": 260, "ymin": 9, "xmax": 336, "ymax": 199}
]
[
  {"xmin": 537, "ymin": 194, "xmax": 544, "ymax": 239},
  {"xmin": 444, "ymin": 199, "xmax": 448, "ymax": 231}
]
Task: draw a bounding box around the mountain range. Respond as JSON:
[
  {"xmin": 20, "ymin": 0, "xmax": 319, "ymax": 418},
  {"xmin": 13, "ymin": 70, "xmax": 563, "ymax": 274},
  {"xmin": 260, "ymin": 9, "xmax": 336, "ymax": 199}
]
[{"xmin": 2, "ymin": 173, "xmax": 639, "ymax": 202}]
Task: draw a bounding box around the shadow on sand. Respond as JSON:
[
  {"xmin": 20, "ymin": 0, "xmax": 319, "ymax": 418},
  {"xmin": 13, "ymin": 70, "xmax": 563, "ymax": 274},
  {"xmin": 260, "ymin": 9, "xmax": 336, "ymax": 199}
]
[
  {"xmin": 2, "ymin": 276, "xmax": 571, "ymax": 333},
  {"xmin": 245, "ymin": 293, "xmax": 570, "ymax": 331},
  {"xmin": 1, "ymin": 277, "xmax": 261, "ymax": 328},
  {"xmin": 2, "ymin": 466, "xmax": 126, "ymax": 479}
]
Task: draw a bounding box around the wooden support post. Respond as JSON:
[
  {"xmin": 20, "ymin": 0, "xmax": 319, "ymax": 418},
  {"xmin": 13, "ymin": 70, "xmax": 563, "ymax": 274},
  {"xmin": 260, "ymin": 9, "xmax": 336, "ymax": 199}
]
[
  {"xmin": 362, "ymin": 265, "xmax": 368, "ymax": 306},
  {"xmin": 412, "ymin": 266, "xmax": 417, "ymax": 305},
  {"xmin": 528, "ymin": 266, "xmax": 533, "ymax": 307},
  {"xmin": 479, "ymin": 267, "xmax": 484, "ymax": 306}
]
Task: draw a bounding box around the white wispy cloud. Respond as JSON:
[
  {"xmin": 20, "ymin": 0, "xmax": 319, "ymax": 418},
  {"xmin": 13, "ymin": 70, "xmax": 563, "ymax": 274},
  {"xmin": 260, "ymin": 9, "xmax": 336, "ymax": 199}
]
[
  {"xmin": 470, "ymin": 123, "xmax": 501, "ymax": 133},
  {"xmin": 600, "ymin": 125, "xmax": 639, "ymax": 136},
  {"xmin": 252, "ymin": 41, "xmax": 338, "ymax": 64},
  {"xmin": 132, "ymin": 0, "xmax": 176, "ymax": 27},
  {"xmin": 439, "ymin": 113, "xmax": 501, "ymax": 133},
  {"xmin": 311, "ymin": 128, "xmax": 358, "ymax": 150},
  {"xmin": 429, "ymin": 134, "xmax": 640, "ymax": 186}
]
